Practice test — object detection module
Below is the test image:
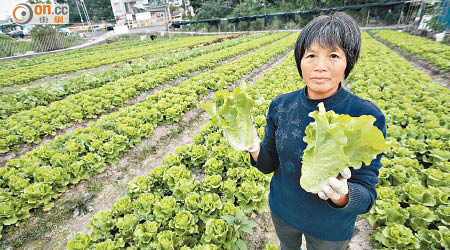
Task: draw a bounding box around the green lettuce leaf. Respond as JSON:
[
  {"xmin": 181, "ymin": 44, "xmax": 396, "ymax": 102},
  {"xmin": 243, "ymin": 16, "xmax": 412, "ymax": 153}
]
[
  {"xmin": 300, "ymin": 102, "xmax": 389, "ymax": 193},
  {"xmin": 200, "ymin": 83, "xmax": 259, "ymax": 151}
]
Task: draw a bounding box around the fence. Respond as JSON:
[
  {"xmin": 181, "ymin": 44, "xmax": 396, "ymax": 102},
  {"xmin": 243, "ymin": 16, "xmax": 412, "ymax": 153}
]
[{"xmin": 0, "ymin": 32, "xmax": 85, "ymax": 58}]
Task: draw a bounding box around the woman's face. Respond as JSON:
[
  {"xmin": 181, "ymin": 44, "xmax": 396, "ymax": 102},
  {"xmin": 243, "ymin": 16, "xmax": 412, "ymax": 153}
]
[{"xmin": 301, "ymin": 42, "xmax": 347, "ymax": 100}]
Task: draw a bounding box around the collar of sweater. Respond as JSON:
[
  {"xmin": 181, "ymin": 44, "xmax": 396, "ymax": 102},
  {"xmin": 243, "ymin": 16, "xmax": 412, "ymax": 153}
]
[{"xmin": 301, "ymin": 83, "xmax": 350, "ymax": 109}]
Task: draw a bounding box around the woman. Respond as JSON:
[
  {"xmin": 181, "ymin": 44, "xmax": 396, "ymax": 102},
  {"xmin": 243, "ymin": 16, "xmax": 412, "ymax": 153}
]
[{"xmin": 240, "ymin": 12, "xmax": 386, "ymax": 250}]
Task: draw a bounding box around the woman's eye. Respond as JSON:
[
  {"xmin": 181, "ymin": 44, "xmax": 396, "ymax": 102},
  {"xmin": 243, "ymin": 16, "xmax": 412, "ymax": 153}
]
[
  {"xmin": 306, "ymin": 54, "xmax": 315, "ymax": 58},
  {"xmin": 331, "ymin": 54, "xmax": 339, "ymax": 58}
]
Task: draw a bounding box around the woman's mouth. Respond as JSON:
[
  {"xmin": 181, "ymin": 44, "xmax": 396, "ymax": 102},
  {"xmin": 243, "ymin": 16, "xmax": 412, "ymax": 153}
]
[{"xmin": 311, "ymin": 77, "xmax": 329, "ymax": 83}]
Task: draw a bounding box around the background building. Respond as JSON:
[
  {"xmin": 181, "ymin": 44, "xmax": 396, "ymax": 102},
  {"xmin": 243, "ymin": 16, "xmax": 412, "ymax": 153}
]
[{"xmin": 110, "ymin": 0, "xmax": 193, "ymax": 26}]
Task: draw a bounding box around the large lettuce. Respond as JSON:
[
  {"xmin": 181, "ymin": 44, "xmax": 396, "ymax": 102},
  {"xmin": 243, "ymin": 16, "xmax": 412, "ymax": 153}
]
[
  {"xmin": 201, "ymin": 83, "xmax": 259, "ymax": 151},
  {"xmin": 300, "ymin": 102, "xmax": 389, "ymax": 193}
]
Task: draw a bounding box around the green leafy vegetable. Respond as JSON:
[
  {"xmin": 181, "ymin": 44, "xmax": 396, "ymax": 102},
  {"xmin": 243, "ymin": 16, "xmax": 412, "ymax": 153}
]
[
  {"xmin": 66, "ymin": 233, "xmax": 92, "ymax": 250},
  {"xmin": 373, "ymin": 224, "xmax": 420, "ymax": 249},
  {"xmin": 301, "ymin": 102, "xmax": 389, "ymax": 193},
  {"xmin": 201, "ymin": 83, "xmax": 260, "ymax": 151}
]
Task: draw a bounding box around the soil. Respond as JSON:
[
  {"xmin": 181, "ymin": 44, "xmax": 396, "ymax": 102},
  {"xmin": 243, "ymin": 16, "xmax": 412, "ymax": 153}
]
[
  {"xmin": 370, "ymin": 34, "xmax": 450, "ymax": 90},
  {"xmin": 13, "ymin": 110, "xmax": 210, "ymax": 250},
  {"xmin": 0, "ymin": 63, "xmax": 113, "ymax": 96},
  {"xmin": 348, "ymin": 216, "xmax": 374, "ymax": 250},
  {"xmin": 0, "ymin": 52, "xmax": 168, "ymax": 96},
  {"xmin": 245, "ymin": 205, "xmax": 374, "ymax": 250}
]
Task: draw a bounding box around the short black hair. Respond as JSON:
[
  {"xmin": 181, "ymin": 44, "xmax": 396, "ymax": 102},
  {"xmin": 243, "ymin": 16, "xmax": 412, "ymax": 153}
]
[{"xmin": 294, "ymin": 12, "xmax": 361, "ymax": 79}]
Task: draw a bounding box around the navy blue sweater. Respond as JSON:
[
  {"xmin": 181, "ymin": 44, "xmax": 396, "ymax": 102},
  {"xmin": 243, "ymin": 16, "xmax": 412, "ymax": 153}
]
[{"xmin": 250, "ymin": 85, "xmax": 386, "ymax": 241}]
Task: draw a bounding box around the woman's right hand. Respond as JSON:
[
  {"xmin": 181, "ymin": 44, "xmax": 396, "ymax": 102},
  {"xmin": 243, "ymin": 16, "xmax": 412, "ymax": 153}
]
[
  {"xmin": 250, "ymin": 146, "xmax": 260, "ymax": 162},
  {"xmin": 248, "ymin": 126, "xmax": 260, "ymax": 162}
]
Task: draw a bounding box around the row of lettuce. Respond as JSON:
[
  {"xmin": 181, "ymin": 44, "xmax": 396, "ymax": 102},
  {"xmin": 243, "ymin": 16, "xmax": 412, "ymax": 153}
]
[
  {"xmin": 0, "ymin": 34, "xmax": 248, "ymax": 119},
  {"xmin": 0, "ymin": 35, "xmax": 224, "ymax": 87},
  {"xmin": 0, "ymin": 37, "xmax": 164, "ymax": 71},
  {"xmin": 369, "ymin": 29, "xmax": 450, "ymax": 72},
  {"xmin": 0, "ymin": 33, "xmax": 298, "ymax": 241},
  {"xmin": 65, "ymin": 42, "xmax": 303, "ymax": 250},
  {"xmin": 348, "ymin": 33, "xmax": 449, "ymax": 249},
  {"xmin": 0, "ymin": 33, "xmax": 285, "ymax": 154}
]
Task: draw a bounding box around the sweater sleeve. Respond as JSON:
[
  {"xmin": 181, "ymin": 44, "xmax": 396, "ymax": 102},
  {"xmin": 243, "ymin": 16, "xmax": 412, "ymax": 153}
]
[
  {"xmin": 327, "ymin": 107, "xmax": 387, "ymax": 215},
  {"xmin": 249, "ymin": 98, "xmax": 280, "ymax": 174}
]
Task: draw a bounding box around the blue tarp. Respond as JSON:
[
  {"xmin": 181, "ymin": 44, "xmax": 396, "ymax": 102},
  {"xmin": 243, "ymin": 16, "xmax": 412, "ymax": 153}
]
[{"xmin": 437, "ymin": 0, "xmax": 450, "ymax": 30}]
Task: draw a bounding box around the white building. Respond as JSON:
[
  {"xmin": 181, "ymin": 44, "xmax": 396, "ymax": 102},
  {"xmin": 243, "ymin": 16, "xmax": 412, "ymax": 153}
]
[
  {"xmin": 110, "ymin": 0, "xmax": 194, "ymax": 24},
  {"xmin": 110, "ymin": 0, "xmax": 138, "ymax": 21}
]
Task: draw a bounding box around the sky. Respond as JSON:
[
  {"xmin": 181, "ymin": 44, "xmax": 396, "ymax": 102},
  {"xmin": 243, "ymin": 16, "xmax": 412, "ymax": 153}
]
[{"xmin": 0, "ymin": 0, "xmax": 25, "ymax": 21}]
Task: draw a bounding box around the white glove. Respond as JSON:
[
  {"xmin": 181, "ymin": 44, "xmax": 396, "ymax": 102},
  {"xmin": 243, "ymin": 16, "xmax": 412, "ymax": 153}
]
[
  {"xmin": 224, "ymin": 123, "xmax": 260, "ymax": 152},
  {"xmin": 318, "ymin": 168, "xmax": 351, "ymax": 201}
]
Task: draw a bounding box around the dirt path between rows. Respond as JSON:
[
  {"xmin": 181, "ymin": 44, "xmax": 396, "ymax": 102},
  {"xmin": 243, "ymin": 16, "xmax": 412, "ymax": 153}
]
[
  {"xmin": 370, "ymin": 34, "xmax": 450, "ymax": 90},
  {"xmin": 0, "ymin": 43, "xmax": 266, "ymax": 167},
  {"xmin": 0, "ymin": 62, "xmax": 112, "ymax": 95},
  {"xmin": 0, "ymin": 51, "xmax": 170, "ymax": 96}
]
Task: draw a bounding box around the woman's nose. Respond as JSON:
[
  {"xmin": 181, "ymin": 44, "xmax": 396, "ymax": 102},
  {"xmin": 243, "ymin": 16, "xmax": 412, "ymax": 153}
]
[{"xmin": 314, "ymin": 56, "xmax": 328, "ymax": 71}]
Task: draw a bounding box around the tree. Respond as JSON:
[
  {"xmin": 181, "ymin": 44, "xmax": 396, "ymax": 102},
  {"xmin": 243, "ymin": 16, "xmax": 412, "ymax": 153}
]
[
  {"xmin": 55, "ymin": 0, "xmax": 114, "ymax": 23},
  {"xmin": 194, "ymin": 0, "xmax": 233, "ymax": 19}
]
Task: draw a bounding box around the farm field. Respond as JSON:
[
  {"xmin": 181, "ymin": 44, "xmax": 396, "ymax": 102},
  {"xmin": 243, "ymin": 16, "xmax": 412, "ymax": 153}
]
[
  {"xmin": 0, "ymin": 38, "xmax": 167, "ymax": 71},
  {"xmin": 368, "ymin": 30, "xmax": 450, "ymax": 73},
  {"xmin": 0, "ymin": 31, "xmax": 449, "ymax": 250}
]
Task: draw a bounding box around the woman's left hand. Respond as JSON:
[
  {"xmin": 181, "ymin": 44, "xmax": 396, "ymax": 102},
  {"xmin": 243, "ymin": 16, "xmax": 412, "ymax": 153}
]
[{"xmin": 318, "ymin": 168, "xmax": 351, "ymax": 206}]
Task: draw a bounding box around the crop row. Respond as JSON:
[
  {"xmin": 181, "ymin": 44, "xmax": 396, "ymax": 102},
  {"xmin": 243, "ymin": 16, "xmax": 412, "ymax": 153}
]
[
  {"xmin": 65, "ymin": 47, "xmax": 302, "ymax": 250},
  {"xmin": 0, "ymin": 34, "xmax": 257, "ymax": 119},
  {"xmin": 0, "ymin": 37, "xmax": 165, "ymax": 71},
  {"xmin": 349, "ymin": 33, "xmax": 449, "ymax": 250},
  {"xmin": 369, "ymin": 30, "xmax": 450, "ymax": 72},
  {"xmin": 0, "ymin": 33, "xmax": 298, "ymax": 239},
  {"xmin": 0, "ymin": 33, "xmax": 287, "ymax": 154},
  {"xmin": 0, "ymin": 35, "xmax": 224, "ymax": 87}
]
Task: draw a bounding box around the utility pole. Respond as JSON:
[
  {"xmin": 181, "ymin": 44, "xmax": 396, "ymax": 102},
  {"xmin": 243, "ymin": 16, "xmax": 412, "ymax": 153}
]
[
  {"xmin": 78, "ymin": 0, "xmax": 93, "ymax": 32},
  {"xmin": 165, "ymin": 5, "xmax": 172, "ymax": 38},
  {"xmin": 75, "ymin": 0, "xmax": 85, "ymax": 26},
  {"xmin": 263, "ymin": 0, "xmax": 266, "ymax": 15},
  {"xmin": 183, "ymin": 0, "xmax": 188, "ymax": 19},
  {"xmin": 366, "ymin": 8, "xmax": 370, "ymax": 27}
]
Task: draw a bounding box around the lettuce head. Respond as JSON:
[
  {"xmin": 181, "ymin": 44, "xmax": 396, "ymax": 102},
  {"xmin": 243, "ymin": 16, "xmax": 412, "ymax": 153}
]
[
  {"xmin": 201, "ymin": 83, "xmax": 260, "ymax": 151},
  {"xmin": 300, "ymin": 102, "xmax": 389, "ymax": 193}
]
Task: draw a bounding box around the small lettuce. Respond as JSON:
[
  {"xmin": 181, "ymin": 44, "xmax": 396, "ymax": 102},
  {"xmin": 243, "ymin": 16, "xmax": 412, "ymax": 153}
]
[
  {"xmin": 66, "ymin": 233, "xmax": 92, "ymax": 250},
  {"xmin": 301, "ymin": 102, "xmax": 389, "ymax": 193},
  {"xmin": 201, "ymin": 83, "xmax": 260, "ymax": 151},
  {"xmin": 200, "ymin": 218, "xmax": 238, "ymax": 249},
  {"xmin": 407, "ymin": 205, "xmax": 436, "ymax": 231},
  {"xmin": 170, "ymin": 210, "xmax": 199, "ymax": 235},
  {"xmin": 373, "ymin": 224, "xmax": 420, "ymax": 249},
  {"xmin": 133, "ymin": 221, "xmax": 159, "ymax": 248},
  {"xmin": 116, "ymin": 214, "xmax": 139, "ymax": 241}
]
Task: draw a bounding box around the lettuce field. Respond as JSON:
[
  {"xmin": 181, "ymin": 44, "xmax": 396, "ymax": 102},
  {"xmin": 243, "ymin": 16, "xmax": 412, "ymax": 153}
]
[{"xmin": 0, "ymin": 31, "xmax": 448, "ymax": 250}]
